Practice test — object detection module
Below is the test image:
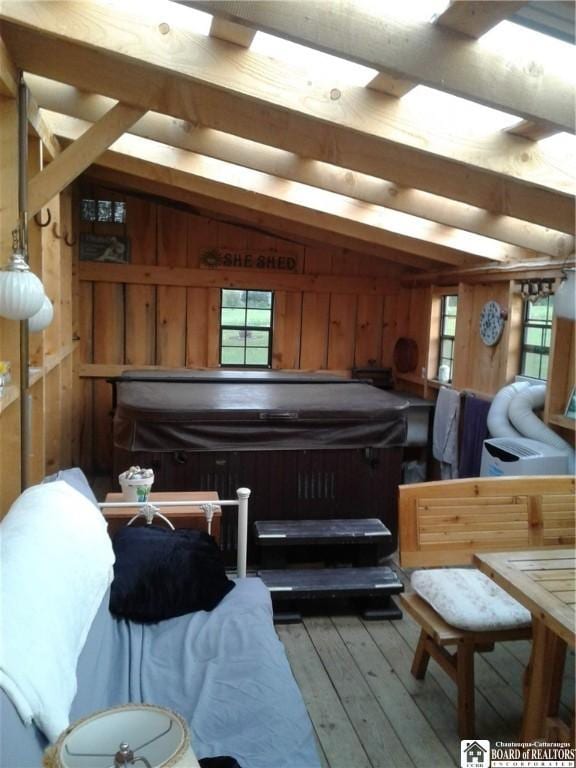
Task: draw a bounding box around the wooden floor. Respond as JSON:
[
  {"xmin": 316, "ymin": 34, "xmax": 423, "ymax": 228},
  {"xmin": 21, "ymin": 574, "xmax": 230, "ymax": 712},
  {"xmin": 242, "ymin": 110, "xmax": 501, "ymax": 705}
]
[{"xmin": 277, "ymin": 608, "xmax": 575, "ymax": 768}]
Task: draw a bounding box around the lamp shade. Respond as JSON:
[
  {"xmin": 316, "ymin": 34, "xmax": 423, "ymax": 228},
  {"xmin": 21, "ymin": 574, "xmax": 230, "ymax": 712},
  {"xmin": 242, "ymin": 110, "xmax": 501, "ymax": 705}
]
[
  {"xmin": 28, "ymin": 294, "xmax": 54, "ymax": 332},
  {"xmin": 554, "ymin": 268, "xmax": 576, "ymax": 321},
  {"xmin": 0, "ymin": 250, "xmax": 45, "ymax": 320},
  {"xmin": 47, "ymin": 704, "xmax": 200, "ymax": 768}
]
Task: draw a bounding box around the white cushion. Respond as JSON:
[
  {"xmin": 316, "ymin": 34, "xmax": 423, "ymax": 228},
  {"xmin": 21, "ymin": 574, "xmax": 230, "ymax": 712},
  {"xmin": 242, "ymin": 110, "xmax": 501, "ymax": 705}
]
[
  {"xmin": 0, "ymin": 481, "xmax": 114, "ymax": 742},
  {"xmin": 411, "ymin": 568, "xmax": 531, "ymax": 632}
]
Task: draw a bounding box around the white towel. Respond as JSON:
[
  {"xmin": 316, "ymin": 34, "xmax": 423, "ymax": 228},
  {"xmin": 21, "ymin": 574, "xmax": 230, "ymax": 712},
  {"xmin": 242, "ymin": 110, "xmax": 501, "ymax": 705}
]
[
  {"xmin": 0, "ymin": 481, "xmax": 114, "ymax": 742},
  {"xmin": 432, "ymin": 386, "xmax": 460, "ymax": 478}
]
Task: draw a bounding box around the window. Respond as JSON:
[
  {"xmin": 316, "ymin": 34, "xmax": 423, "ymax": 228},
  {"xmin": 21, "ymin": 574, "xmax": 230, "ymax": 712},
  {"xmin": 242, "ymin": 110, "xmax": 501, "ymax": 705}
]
[
  {"xmin": 220, "ymin": 289, "xmax": 273, "ymax": 367},
  {"xmin": 438, "ymin": 294, "xmax": 458, "ymax": 382},
  {"xmin": 520, "ymin": 296, "xmax": 554, "ymax": 380},
  {"xmin": 81, "ymin": 198, "xmax": 126, "ymax": 224}
]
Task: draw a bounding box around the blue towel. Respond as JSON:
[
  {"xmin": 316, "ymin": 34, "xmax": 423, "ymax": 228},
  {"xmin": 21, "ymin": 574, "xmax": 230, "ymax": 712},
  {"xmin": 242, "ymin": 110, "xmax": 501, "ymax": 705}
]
[{"xmin": 458, "ymin": 394, "xmax": 492, "ymax": 478}]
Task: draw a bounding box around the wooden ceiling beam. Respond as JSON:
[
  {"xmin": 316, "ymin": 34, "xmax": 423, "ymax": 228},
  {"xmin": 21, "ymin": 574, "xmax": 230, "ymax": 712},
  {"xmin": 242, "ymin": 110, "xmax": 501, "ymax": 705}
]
[
  {"xmin": 28, "ymin": 102, "xmax": 145, "ymax": 215},
  {"xmin": 0, "ymin": 36, "xmax": 17, "ymax": 97},
  {"xmin": 86, "ymin": 164, "xmax": 434, "ymax": 274},
  {"xmin": 188, "ymin": 0, "xmax": 573, "ymax": 131},
  {"xmin": 433, "ymin": 1, "xmax": 527, "ymax": 38},
  {"xmin": 49, "ymin": 112, "xmax": 528, "ymax": 266},
  {"xmin": 506, "ymin": 119, "xmax": 562, "ymax": 142},
  {"xmin": 209, "ymin": 16, "xmax": 256, "ymax": 47},
  {"xmin": 30, "ymin": 77, "xmax": 573, "ymax": 259},
  {"xmin": 0, "ymin": 4, "xmax": 572, "ymax": 233},
  {"xmin": 53, "ymin": 123, "xmax": 489, "ymax": 269}
]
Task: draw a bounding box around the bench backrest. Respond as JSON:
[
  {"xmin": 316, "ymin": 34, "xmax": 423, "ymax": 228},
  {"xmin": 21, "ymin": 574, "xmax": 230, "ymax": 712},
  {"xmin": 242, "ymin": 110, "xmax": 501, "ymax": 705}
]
[{"xmin": 398, "ymin": 476, "xmax": 575, "ymax": 568}]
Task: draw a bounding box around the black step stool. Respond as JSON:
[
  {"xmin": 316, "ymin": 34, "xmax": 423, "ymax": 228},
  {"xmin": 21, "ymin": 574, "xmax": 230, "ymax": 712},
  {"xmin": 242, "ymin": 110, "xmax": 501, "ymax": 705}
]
[{"xmin": 254, "ymin": 519, "xmax": 403, "ymax": 622}]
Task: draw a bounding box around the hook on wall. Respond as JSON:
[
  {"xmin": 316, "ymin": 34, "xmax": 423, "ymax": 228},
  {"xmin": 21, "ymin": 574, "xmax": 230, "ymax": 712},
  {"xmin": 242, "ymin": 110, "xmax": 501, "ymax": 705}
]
[
  {"xmin": 33, "ymin": 208, "xmax": 52, "ymax": 227},
  {"xmin": 51, "ymin": 222, "xmax": 77, "ymax": 247}
]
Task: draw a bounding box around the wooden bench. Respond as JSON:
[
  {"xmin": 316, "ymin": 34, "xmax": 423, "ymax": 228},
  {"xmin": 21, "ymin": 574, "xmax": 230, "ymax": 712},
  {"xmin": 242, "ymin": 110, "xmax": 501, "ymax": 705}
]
[{"xmin": 398, "ymin": 475, "xmax": 575, "ymax": 738}]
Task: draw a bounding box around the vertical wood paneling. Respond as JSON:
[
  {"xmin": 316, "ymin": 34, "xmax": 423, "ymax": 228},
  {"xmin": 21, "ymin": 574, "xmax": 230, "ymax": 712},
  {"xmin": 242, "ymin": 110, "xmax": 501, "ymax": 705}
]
[
  {"xmin": 332, "ymin": 251, "xmax": 359, "ymax": 276},
  {"xmin": 125, "ymin": 285, "xmax": 156, "ymax": 365},
  {"xmin": 44, "ymin": 366, "xmax": 61, "ymax": 473},
  {"xmin": 186, "ymin": 287, "xmax": 210, "ymax": 367},
  {"xmin": 79, "ymin": 282, "xmax": 94, "ymax": 363},
  {"xmin": 207, "ymin": 287, "xmax": 221, "ymax": 368},
  {"xmin": 300, "ymin": 292, "xmax": 330, "ymax": 369},
  {"xmin": 188, "ymin": 214, "xmax": 218, "ymax": 269},
  {"xmin": 60, "ymin": 353, "xmax": 73, "ymax": 467},
  {"xmin": 355, "ymin": 295, "xmax": 384, "ymax": 367},
  {"xmin": 272, "ymin": 291, "xmax": 303, "ymax": 369},
  {"xmin": 28, "ymin": 379, "xmax": 46, "ymax": 485},
  {"xmin": 93, "ymin": 283, "xmax": 124, "ymax": 363},
  {"xmin": 60, "ymin": 190, "xmax": 73, "ymax": 348},
  {"xmin": 157, "ymin": 286, "xmax": 187, "ymax": 367},
  {"xmin": 305, "ymin": 248, "xmax": 332, "ymax": 274},
  {"xmin": 93, "ymin": 380, "xmax": 113, "ymax": 473},
  {"xmin": 452, "ymin": 282, "xmax": 475, "ymax": 390},
  {"xmin": 381, "ymin": 294, "xmax": 399, "ymax": 367},
  {"xmin": 157, "ymin": 204, "xmax": 188, "ymax": 266},
  {"xmin": 28, "ymin": 138, "xmax": 44, "ymax": 367},
  {"xmin": 42, "ymin": 196, "xmax": 62, "ymax": 357},
  {"xmin": 328, "ymin": 294, "xmax": 358, "ymax": 369},
  {"xmin": 127, "ymin": 195, "xmax": 157, "ymax": 265}
]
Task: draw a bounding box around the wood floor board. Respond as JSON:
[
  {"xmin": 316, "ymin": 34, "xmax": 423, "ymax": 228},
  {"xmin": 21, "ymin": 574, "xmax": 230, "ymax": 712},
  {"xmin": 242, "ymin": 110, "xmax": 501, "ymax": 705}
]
[
  {"xmin": 304, "ymin": 616, "xmax": 415, "ymax": 768},
  {"xmin": 361, "ymin": 617, "xmax": 461, "ymax": 762},
  {"xmin": 276, "ymin": 621, "xmax": 373, "ymax": 768},
  {"xmin": 332, "ymin": 615, "xmax": 455, "ymax": 768}
]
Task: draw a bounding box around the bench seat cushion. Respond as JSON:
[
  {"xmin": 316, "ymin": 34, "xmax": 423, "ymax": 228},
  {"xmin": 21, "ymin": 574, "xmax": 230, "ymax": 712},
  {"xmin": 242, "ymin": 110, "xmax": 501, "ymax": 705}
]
[{"xmin": 411, "ymin": 568, "xmax": 531, "ymax": 632}]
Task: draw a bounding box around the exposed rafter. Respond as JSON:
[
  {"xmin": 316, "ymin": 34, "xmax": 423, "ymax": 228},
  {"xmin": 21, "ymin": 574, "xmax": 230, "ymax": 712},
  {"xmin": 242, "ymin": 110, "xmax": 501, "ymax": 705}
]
[
  {"xmin": 88, "ymin": 164, "xmax": 433, "ymax": 274},
  {"xmin": 0, "ymin": 2, "xmax": 573, "ymax": 234},
  {"xmin": 433, "ymin": 1, "xmax": 527, "ymax": 38},
  {"xmin": 50, "ymin": 112, "xmax": 506, "ymax": 269},
  {"xmin": 29, "ymin": 75, "xmax": 573, "ymax": 259},
  {"xmin": 187, "ymin": 0, "xmax": 574, "ymax": 131},
  {"xmin": 28, "ymin": 102, "xmax": 146, "ymax": 215}
]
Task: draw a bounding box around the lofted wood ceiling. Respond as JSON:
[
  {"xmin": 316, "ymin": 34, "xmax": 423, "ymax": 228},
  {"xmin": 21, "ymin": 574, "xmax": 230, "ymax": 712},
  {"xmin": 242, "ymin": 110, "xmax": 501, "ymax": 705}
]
[{"xmin": 0, "ymin": 0, "xmax": 574, "ymax": 275}]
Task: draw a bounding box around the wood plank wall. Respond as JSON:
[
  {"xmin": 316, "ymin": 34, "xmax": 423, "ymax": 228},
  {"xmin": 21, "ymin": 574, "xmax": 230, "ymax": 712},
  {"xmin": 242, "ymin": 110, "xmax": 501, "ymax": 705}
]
[
  {"xmin": 78, "ymin": 188, "xmax": 408, "ymax": 473},
  {"xmin": 0, "ymin": 124, "xmax": 81, "ymax": 517}
]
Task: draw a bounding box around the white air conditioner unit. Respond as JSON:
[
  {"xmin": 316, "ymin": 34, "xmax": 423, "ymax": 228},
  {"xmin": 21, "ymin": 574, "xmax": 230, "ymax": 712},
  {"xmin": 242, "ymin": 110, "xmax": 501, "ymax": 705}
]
[{"xmin": 480, "ymin": 437, "xmax": 569, "ymax": 477}]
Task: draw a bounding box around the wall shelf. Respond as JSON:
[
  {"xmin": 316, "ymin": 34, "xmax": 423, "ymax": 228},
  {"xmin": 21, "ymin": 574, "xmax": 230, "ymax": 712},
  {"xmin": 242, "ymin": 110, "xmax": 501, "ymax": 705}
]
[{"xmin": 0, "ymin": 385, "xmax": 19, "ymax": 414}]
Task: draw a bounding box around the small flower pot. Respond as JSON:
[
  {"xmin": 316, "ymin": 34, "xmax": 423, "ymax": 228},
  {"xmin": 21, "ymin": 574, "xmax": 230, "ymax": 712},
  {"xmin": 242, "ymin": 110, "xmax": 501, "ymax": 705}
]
[{"xmin": 118, "ymin": 471, "xmax": 154, "ymax": 503}]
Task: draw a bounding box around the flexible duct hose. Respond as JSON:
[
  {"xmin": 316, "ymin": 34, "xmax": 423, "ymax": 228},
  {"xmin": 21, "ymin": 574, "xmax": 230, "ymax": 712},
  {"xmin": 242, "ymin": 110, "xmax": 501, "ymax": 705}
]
[
  {"xmin": 508, "ymin": 384, "xmax": 575, "ymax": 472},
  {"xmin": 487, "ymin": 381, "xmax": 531, "ymax": 438}
]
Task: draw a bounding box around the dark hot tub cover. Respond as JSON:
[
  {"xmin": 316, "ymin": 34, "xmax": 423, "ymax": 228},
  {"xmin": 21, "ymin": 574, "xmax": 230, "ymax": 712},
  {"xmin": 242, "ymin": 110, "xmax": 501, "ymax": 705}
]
[{"xmin": 113, "ymin": 378, "xmax": 408, "ymax": 452}]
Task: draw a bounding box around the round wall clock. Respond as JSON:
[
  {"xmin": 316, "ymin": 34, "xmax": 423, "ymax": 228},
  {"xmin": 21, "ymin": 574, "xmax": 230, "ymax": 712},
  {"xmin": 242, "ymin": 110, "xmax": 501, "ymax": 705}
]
[{"xmin": 479, "ymin": 300, "xmax": 506, "ymax": 346}]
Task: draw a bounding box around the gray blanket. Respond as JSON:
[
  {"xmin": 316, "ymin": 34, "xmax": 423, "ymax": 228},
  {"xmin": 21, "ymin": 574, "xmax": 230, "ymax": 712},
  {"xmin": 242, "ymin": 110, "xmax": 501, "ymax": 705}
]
[{"xmin": 1, "ymin": 579, "xmax": 319, "ymax": 768}]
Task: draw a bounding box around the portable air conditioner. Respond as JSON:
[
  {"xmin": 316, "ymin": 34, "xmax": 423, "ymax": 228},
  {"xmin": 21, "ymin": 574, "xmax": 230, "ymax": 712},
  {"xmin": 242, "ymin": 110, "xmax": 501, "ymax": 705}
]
[{"xmin": 480, "ymin": 437, "xmax": 569, "ymax": 477}]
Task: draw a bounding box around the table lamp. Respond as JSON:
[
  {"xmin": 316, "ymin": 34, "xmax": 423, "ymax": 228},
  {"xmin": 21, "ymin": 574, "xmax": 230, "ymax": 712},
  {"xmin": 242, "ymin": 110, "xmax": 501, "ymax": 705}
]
[{"xmin": 44, "ymin": 704, "xmax": 200, "ymax": 767}]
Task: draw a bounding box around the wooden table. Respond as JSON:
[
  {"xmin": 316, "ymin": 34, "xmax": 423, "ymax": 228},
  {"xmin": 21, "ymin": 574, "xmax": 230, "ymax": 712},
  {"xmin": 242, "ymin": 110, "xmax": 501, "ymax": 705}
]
[
  {"xmin": 474, "ymin": 549, "xmax": 575, "ymax": 742},
  {"xmin": 103, "ymin": 491, "xmax": 221, "ymax": 542}
]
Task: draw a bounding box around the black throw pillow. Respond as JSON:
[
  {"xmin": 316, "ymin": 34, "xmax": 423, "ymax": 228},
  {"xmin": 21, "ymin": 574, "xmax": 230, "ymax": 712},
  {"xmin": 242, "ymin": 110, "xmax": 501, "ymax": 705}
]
[{"xmin": 109, "ymin": 525, "xmax": 235, "ymax": 623}]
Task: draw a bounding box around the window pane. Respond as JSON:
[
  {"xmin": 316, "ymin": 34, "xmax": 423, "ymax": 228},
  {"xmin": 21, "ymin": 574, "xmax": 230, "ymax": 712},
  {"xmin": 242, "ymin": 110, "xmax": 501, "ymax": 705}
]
[
  {"xmin": 246, "ymin": 330, "xmax": 269, "ymax": 347},
  {"xmin": 525, "ymin": 327, "xmax": 543, "ymax": 347},
  {"xmin": 221, "ymin": 347, "xmax": 244, "ymax": 365},
  {"xmin": 247, "ymin": 291, "xmax": 272, "ymax": 309},
  {"xmin": 523, "ymin": 352, "xmax": 542, "ymax": 378},
  {"xmin": 527, "ymin": 300, "xmax": 549, "ymax": 321},
  {"xmin": 222, "ymin": 329, "xmax": 245, "ymax": 346},
  {"xmin": 246, "ymin": 309, "xmax": 271, "ymax": 327},
  {"xmin": 544, "ymin": 329, "xmax": 552, "ymax": 347},
  {"xmin": 443, "ymin": 317, "xmax": 456, "ymax": 336},
  {"xmin": 97, "ymin": 200, "xmax": 113, "ymax": 222},
  {"xmin": 81, "ymin": 199, "xmax": 96, "ymax": 222},
  {"xmin": 221, "ymin": 290, "xmax": 246, "ymax": 308},
  {"xmin": 540, "ymin": 354, "xmax": 549, "ymax": 379},
  {"xmin": 445, "ymin": 295, "xmax": 458, "ymax": 315},
  {"xmin": 113, "ymin": 201, "xmax": 126, "ymax": 224},
  {"xmin": 441, "ymin": 339, "xmax": 453, "ymax": 359},
  {"xmin": 221, "ymin": 307, "xmax": 246, "ymax": 326},
  {"xmin": 246, "ymin": 347, "xmax": 269, "ymax": 365}
]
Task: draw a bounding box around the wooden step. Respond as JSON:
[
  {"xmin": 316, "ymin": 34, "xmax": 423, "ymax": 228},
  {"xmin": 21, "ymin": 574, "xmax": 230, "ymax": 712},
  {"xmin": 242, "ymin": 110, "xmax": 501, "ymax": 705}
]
[
  {"xmin": 259, "ymin": 565, "xmax": 403, "ymax": 622},
  {"xmin": 259, "ymin": 565, "xmax": 402, "ymax": 598},
  {"xmin": 254, "ymin": 518, "xmax": 391, "ymax": 546}
]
